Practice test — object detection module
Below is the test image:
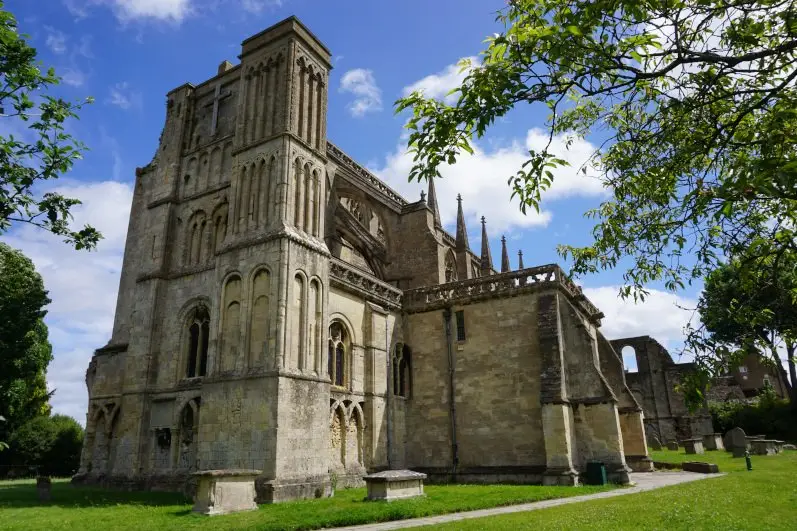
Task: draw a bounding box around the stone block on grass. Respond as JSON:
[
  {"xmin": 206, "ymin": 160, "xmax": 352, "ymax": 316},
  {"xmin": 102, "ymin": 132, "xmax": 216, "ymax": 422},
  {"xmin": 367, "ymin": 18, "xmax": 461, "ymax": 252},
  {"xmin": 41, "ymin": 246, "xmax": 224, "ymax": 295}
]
[
  {"xmin": 192, "ymin": 469, "xmax": 261, "ymax": 516},
  {"xmin": 364, "ymin": 470, "xmax": 426, "ymax": 501},
  {"xmin": 682, "ymin": 462, "xmax": 720, "ymax": 474}
]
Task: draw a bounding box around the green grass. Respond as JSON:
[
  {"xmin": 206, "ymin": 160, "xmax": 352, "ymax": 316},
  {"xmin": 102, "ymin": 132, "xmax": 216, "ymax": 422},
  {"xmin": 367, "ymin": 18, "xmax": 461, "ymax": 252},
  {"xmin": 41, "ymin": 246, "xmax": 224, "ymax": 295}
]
[
  {"xmin": 423, "ymin": 449, "xmax": 797, "ymax": 530},
  {"xmin": 0, "ymin": 478, "xmax": 614, "ymax": 530}
]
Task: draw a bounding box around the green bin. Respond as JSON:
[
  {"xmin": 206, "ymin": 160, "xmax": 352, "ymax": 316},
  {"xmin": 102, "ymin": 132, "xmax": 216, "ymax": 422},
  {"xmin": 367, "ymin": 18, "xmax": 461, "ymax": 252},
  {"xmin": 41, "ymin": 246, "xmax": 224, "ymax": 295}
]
[{"xmin": 585, "ymin": 461, "xmax": 607, "ymax": 485}]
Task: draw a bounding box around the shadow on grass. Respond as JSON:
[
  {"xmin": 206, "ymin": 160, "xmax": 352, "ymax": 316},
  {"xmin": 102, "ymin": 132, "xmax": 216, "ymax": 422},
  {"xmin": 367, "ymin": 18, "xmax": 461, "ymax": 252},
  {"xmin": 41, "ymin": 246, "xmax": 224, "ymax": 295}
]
[{"xmin": 0, "ymin": 482, "xmax": 190, "ymax": 509}]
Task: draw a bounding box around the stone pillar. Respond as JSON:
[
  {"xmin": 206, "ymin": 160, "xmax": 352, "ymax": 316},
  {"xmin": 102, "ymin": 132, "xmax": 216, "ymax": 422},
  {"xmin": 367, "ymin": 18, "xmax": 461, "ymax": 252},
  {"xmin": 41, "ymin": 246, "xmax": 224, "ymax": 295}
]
[
  {"xmin": 541, "ymin": 403, "xmax": 578, "ymax": 485},
  {"xmin": 618, "ymin": 408, "xmax": 653, "ymax": 472},
  {"xmin": 577, "ymin": 402, "xmax": 632, "ymax": 482}
]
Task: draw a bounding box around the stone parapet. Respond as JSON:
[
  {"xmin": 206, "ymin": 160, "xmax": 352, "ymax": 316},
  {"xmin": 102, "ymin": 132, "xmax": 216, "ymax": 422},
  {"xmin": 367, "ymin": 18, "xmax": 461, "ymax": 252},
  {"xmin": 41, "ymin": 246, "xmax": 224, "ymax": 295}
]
[
  {"xmin": 327, "ymin": 142, "xmax": 407, "ymax": 209},
  {"xmin": 402, "ymin": 264, "xmax": 603, "ymax": 324},
  {"xmin": 329, "ymin": 258, "xmax": 402, "ymax": 310}
]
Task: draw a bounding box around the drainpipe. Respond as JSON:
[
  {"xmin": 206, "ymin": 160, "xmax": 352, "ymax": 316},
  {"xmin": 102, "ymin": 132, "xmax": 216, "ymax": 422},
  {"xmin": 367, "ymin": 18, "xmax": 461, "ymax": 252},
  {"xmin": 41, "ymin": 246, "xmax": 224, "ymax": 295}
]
[{"xmin": 442, "ymin": 308, "xmax": 459, "ymax": 475}]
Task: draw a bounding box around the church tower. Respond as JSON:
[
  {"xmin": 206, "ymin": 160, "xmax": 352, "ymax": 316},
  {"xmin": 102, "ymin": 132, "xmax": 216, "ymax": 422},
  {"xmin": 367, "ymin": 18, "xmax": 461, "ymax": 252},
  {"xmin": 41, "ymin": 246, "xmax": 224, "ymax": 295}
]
[{"xmin": 201, "ymin": 17, "xmax": 334, "ymax": 502}]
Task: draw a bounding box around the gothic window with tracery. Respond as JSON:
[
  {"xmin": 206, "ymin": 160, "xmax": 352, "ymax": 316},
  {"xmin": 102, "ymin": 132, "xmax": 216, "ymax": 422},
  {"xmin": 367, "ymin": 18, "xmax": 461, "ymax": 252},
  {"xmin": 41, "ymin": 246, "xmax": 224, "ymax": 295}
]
[
  {"xmin": 445, "ymin": 251, "xmax": 458, "ymax": 282},
  {"xmin": 186, "ymin": 306, "xmax": 210, "ymax": 378},
  {"xmin": 328, "ymin": 322, "xmax": 348, "ymax": 388},
  {"xmin": 393, "ymin": 343, "xmax": 412, "ymax": 398}
]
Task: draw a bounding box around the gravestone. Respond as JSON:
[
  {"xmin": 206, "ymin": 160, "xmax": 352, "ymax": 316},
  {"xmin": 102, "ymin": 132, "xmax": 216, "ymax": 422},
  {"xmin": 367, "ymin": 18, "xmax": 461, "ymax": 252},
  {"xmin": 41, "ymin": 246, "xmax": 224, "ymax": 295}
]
[
  {"xmin": 192, "ymin": 469, "xmax": 261, "ymax": 515},
  {"xmin": 703, "ymin": 433, "xmax": 724, "ymax": 451},
  {"xmin": 364, "ymin": 470, "xmax": 426, "ymax": 501},
  {"xmin": 683, "ymin": 439, "xmax": 705, "ymax": 455},
  {"xmin": 751, "ymin": 440, "xmax": 779, "ymax": 456},
  {"xmin": 666, "ymin": 440, "xmax": 679, "ymax": 451},
  {"xmin": 36, "ymin": 476, "xmax": 51, "ymax": 502},
  {"xmin": 650, "ymin": 436, "xmax": 662, "ymax": 451},
  {"xmin": 726, "ymin": 427, "xmax": 748, "ymax": 457}
]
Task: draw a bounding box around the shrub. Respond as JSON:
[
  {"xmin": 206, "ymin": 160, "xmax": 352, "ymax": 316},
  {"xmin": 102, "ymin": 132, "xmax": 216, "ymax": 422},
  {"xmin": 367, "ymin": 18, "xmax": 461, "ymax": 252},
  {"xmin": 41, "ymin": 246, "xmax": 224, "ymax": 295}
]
[
  {"xmin": 710, "ymin": 392, "xmax": 797, "ymax": 442},
  {"xmin": 7, "ymin": 415, "xmax": 84, "ymax": 477}
]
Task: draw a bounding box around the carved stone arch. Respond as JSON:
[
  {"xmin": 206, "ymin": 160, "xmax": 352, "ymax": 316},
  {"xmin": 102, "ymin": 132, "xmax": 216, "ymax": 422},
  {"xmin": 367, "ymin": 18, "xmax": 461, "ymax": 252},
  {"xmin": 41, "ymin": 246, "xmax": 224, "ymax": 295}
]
[
  {"xmin": 329, "ymin": 400, "xmax": 346, "ymax": 426},
  {"xmin": 292, "ymin": 269, "xmax": 309, "ymax": 370},
  {"xmin": 329, "ymin": 401, "xmax": 346, "ymax": 469},
  {"xmin": 210, "ymin": 200, "xmax": 229, "ymax": 255},
  {"xmin": 175, "ymin": 397, "xmax": 200, "ymax": 471},
  {"xmin": 173, "ymin": 395, "xmax": 202, "ymax": 426},
  {"xmin": 345, "ymin": 402, "xmax": 364, "ymax": 468},
  {"xmin": 293, "ymin": 156, "xmax": 305, "ymax": 228},
  {"xmin": 444, "ymin": 248, "xmax": 458, "ymax": 282},
  {"xmin": 219, "ymin": 272, "xmax": 244, "ymax": 373},
  {"xmin": 297, "ymin": 55, "xmax": 307, "ymax": 68},
  {"xmin": 248, "ymin": 266, "xmax": 273, "ymax": 368},
  {"xmin": 328, "ymin": 312, "xmax": 358, "ymax": 346},
  {"xmin": 185, "ymin": 209, "xmax": 208, "ymax": 266},
  {"xmin": 209, "ymin": 146, "xmax": 222, "ymax": 186},
  {"xmin": 184, "ymin": 156, "xmax": 198, "ymax": 197},
  {"xmin": 347, "ymin": 402, "xmax": 365, "ymax": 430},
  {"xmin": 198, "ymin": 151, "xmax": 210, "ymax": 191},
  {"xmin": 182, "ymin": 302, "xmax": 211, "ymax": 378}
]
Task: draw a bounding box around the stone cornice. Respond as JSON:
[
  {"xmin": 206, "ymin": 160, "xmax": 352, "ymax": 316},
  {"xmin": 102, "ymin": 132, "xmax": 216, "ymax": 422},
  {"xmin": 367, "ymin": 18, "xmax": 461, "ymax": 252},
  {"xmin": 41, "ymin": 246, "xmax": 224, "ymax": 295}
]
[
  {"xmin": 327, "ymin": 142, "xmax": 407, "ymax": 210},
  {"xmin": 329, "ymin": 257, "xmax": 402, "ymax": 310},
  {"xmin": 402, "ymin": 264, "xmax": 604, "ymax": 324}
]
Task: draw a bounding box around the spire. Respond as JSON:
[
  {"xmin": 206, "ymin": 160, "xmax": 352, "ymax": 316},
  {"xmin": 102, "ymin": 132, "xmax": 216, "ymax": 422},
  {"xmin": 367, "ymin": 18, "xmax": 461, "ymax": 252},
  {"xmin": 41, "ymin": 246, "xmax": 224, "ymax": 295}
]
[
  {"xmin": 518, "ymin": 250, "xmax": 525, "ymax": 270},
  {"xmin": 501, "ymin": 236, "xmax": 510, "ymax": 273},
  {"xmin": 427, "ymin": 177, "xmax": 441, "ymax": 228},
  {"xmin": 480, "ymin": 216, "xmax": 493, "ymax": 274},
  {"xmin": 455, "ymin": 194, "xmax": 469, "ymax": 250}
]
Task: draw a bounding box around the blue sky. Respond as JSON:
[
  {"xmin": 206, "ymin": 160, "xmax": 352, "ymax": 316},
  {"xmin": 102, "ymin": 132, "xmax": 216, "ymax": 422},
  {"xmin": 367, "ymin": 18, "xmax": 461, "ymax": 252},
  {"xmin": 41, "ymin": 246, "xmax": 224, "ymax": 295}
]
[{"xmin": 4, "ymin": 0, "xmax": 704, "ymax": 423}]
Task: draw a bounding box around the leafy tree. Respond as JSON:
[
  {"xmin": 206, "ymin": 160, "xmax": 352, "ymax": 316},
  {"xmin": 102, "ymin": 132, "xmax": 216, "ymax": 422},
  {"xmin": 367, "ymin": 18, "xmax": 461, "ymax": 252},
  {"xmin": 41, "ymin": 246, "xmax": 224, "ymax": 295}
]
[
  {"xmin": 0, "ymin": 243, "xmax": 53, "ymax": 441},
  {"xmin": 0, "ymin": 1, "xmax": 99, "ymax": 249},
  {"xmin": 7, "ymin": 414, "xmax": 84, "ymax": 477},
  {"xmin": 691, "ymin": 254, "xmax": 797, "ymax": 403},
  {"xmin": 397, "ymin": 0, "xmax": 797, "ymax": 298}
]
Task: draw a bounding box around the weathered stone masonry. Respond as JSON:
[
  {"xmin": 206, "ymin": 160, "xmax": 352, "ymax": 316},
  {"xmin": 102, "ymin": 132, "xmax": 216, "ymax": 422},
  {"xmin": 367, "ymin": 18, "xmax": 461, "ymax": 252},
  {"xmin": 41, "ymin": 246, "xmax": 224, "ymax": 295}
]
[{"xmin": 74, "ymin": 16, "xmax": 651, "ymax": 500}]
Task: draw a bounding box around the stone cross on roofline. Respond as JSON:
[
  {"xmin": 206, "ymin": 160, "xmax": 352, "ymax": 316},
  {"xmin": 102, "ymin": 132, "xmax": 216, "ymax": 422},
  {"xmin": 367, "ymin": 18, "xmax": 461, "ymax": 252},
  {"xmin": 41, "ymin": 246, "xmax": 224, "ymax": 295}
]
[{"xmin": 205, "ymin": 82, "xmax": 233, "ymax": 137}]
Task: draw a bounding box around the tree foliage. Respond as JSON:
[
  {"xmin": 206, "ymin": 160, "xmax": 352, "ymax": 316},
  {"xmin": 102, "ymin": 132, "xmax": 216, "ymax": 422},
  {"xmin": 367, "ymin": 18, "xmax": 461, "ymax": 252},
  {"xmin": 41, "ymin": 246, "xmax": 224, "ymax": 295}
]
[
  {"xmin": 6, "ymin": 414, "xmax": 84, "ymax": 477},
  {"xmin": 0, "ymin": 243, "xmax": 53, "ymax": 440},
  {"xmin": 0, "ymin": 1, "xmax": 99, "ymax": 249},
  {"xmin": 397, "ymin": 0, "xmax": 797, "ymax": 298},
  {"xmin": 688, "ymin": 253, "xmax": 797, "ymax": 403}
]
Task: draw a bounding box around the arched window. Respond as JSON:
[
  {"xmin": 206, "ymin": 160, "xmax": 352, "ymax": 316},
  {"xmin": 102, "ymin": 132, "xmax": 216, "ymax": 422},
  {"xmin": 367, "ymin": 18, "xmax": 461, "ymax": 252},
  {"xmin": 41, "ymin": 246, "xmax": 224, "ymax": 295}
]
[
  {"xmin": 445, "ymin": 251, "xmax": 458, "ymax": 282},
  {"xmin": 221, "ymin": 276, "xmax": 242, "ymax": 373},
  {"xmin": 328, "ymin": 322, "xmax": 348, "ymax": 388},
  {"xmin": 393, "ymin": 343, "xmax": 412, "ymax": 398},
  {"xmin": 621, "ymin": 345, "xmax": 639, "ymax": 373},
  {"xmin": 186, "ymin": 306, "xmax": 210, "ymax": 378}
]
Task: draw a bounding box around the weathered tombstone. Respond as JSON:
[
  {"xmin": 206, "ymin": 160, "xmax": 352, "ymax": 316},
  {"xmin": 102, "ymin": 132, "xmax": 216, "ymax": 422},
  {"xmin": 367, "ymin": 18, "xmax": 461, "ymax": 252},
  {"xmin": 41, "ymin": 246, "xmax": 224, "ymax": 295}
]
[
  {"xmin": 192, "ymin": 469, "xmax": 261, "ymax": 516},
  {"xmin": 364, "ymin": 470, "xmax": 426, "ymax": 501},
  {"xmin": 36, "ymin": 476, "xmax": 51, "ymax": 502},
  {"xmin": 703, "ymin": 433, "xmax": 724, "ymax": 451},
  {"xmin": 751, "ymin": 440, "xmax": 778, "ymax": 456},
  {"xmin": 666, "ymin": 440, "xmax": 679, "ymax": 451},
  {"xmin": 683, "ymin": 439, "xmax": 705, "ymax": 455},
  {"xmin": 682, "ymin": 462, "xmax": 720, "ymax": 474},
  {"xmin": 726, "ymin": 427, "xmax": 748, "ymax": 457},
  {"xmin": 650, "ymin": 436, "xmax": 662, "ymax": 451}
]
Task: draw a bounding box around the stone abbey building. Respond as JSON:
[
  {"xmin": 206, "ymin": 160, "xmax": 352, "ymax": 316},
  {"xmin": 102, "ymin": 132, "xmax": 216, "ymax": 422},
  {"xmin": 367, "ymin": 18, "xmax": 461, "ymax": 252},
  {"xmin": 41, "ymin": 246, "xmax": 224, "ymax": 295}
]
[{"xmin": 75, "ymin": 17, "xmax": 652, "ymax": 501}]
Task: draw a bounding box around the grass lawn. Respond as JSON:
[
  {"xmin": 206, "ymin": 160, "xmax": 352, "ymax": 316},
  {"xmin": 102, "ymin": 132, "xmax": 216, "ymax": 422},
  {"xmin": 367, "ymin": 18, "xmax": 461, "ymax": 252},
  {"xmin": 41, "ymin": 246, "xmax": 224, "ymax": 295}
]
[
  {"xmin": 423, "ymin": 449, "xmax": 797, "ymax": 530},
  {"xmin": 0, "ymin": 478, "xmax": 615, "ymax": 530}
]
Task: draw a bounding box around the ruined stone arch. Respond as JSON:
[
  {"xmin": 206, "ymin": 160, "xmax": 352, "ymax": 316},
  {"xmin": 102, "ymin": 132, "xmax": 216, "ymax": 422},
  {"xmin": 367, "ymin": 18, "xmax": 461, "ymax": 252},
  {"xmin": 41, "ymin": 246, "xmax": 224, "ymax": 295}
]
[
  {"xmin": 175, "ymin": 397, "xmax": 200, "ymax": 472},
  {"xmin": 219, "ymin": 273, "xmax": 243, "ymax": 373},
  {"xmin": 329, "ymin": 401, "xmax": 346, "ymax": 469},
  {"xmin": 248, "ymin": 266, "xmax": 273, "ymax": 368},
  {"xmin": 87, "ymin": 403, "xmax": 119, "ymax": 475},
  {"xmin": 345, "ymin": 402, "xmax": 364, "ymax": 467},
  {"xmin": 328, "ymin": 318, "xmax": 352, "ymax": 389},
  {"xmin": 620, "ymin": 345, "xmax": 639, "ymax": 373}
]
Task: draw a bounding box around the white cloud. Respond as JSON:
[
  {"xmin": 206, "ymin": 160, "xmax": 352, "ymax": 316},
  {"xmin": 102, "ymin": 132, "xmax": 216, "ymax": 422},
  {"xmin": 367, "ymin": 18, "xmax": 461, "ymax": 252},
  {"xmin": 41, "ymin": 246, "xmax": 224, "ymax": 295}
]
[
  {"xmin": 44, "ymin": 27, "xmax": 68, "ymax": 54},
  {"xmin": 373, "ymin": 128, "xmax": 605, "ymax": 236},
  {"xmin": 106, "ymin": 82, "xmax": 143, "ymax": 110},
  {"xmin": 585, "ymin": 286, "xmax": 698, "ymax": 370},
  {"xmin": 402, "ymin": 56, "xmax": 479, "ymax": 104},
  {"xmin": 64, "ymin": 0, "xmax": 193, "ymax": 23},
  {"xmin": 239, "ymin": 0, "xmax": 282, "ymax": 13},
  {"xmin": 4, "ymin": 180, "xmax": 133, "ymax": 424},
  {"xmin": 60, "ymin": 67, "xmax": 87, "ymax": 87},
  {"xmin": 340, "ymin": 68, "xmax": 383, "ymax": 117}
]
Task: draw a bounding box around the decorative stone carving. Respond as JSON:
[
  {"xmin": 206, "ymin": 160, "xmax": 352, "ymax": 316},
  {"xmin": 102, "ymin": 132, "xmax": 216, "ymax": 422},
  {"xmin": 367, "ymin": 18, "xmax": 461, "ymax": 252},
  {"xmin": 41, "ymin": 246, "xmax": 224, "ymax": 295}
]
[
  {"xmin": 327, "ymin": 142, "xmax": 407, "ymax": 207},
  {"xmin": 192, "ymin": 469, "xmax": 262, "ymax": 515},
  {"xmin": 364, "ymin": 470, "xmax": 426, "ymax": 501},
  {"xmin": 329, "ymin": 258, "xmax": 402, "ymax": 309}
]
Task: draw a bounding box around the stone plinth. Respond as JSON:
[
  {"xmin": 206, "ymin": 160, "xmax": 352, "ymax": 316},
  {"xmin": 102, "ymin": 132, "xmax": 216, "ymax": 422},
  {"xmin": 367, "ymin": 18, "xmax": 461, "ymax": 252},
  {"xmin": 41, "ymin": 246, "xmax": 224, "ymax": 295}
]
[
  {"xmin": 751, "ymin": 440, "xmax": 779, "ymax": 456},
  {"xmin": 682, "ymin": 462, "xmax": 720, "ymax": 474},
  {"xmin": 364, "ymin": 470, "xmax": 426, "ymax": 501},
  {"xmin": 682, "ymin": 439, "xmax": 704, "ymax": 455},
  {"xmin": 192, "ymin": 469, "xmax": 262, "ymax": 515},
  {"xmin": 702, "ymin": 433, "xmax": 724, "ymax": 451}
]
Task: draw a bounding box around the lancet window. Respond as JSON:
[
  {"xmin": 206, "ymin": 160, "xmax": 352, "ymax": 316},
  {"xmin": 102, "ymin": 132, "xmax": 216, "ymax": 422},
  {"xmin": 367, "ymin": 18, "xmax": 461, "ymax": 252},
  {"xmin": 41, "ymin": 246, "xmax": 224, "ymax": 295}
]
[
  {"xmin": 328, "ymin": 322, "xmax": 348, "ymax": 388},
  {"xmin": 185, "ymin": 306, "xmax": 210, "ymax": 378}
]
